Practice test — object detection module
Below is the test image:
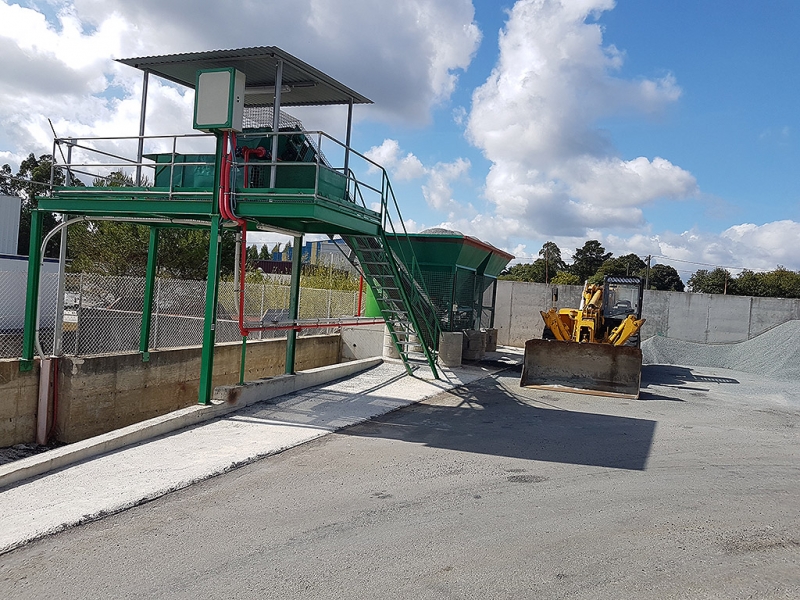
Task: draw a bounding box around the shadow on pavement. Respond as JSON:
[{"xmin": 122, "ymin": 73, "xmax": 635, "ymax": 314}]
[
  {"xmin": 642, "ymin": 365, "xmax": 739, "ymax": 389},
  {"xmin": 342, "ymin": 370, "xmax": 656, "ymax": 471}
]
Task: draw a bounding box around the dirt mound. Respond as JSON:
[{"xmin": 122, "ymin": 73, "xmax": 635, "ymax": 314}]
[{"xmin": 642, "ymin": 320, "xmax": 800, "ymax": 381}]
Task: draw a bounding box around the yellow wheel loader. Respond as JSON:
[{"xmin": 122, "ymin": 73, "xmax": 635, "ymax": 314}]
[{"xmin": 520, "ymin": 276, "xmax": 646, "ymax": 399}]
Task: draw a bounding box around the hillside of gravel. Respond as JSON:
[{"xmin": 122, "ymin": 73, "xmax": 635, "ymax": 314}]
[{"xmin": 642, "ymin": 319, "xmax": 800, "ymax": 381}]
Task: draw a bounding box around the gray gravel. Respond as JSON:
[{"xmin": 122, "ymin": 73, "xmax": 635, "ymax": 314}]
[{"xmin": 643, "ymin": 319, "xmax": 800, "ymax": 381}]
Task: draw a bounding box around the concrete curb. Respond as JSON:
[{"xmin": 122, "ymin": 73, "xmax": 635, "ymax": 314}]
[{"xmin": 0, "ymin": 357, "xmax": 383, "ymax": 491}]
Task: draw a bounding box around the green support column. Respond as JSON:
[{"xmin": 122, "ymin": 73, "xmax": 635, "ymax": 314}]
[
  {"xmin": 21, "ymin": 209, "xmax": 44, "ymax": 371},
  {"xmin": 285, "ymin": 235, "xmax": 303, "ymax": 374},
  {"xmin": 139, "ymin": 227, "xmax": 159, "ymax": 361},
  {"xmin": 198, "ymin": 133, "xmax": 225, "ymax": 404},
  {"xmin": 198, "ymin": 214, "xmax": 223, "ymax": 404}
]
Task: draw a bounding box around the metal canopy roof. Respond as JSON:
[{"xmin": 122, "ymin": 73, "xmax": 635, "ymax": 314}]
[{"xmin": 116, "ymin": 46, "xmax": 372, "ymax": 107}]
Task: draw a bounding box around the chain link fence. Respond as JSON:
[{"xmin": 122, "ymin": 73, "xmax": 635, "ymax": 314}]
[{"xmin": 0, "ymin": 271, "xmax": 361, "ymax": 358}]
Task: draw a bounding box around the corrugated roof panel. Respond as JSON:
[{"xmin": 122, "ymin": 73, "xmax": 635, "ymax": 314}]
[{"xmin": 116, "ymin": 46, "xmax": 371, "ymax": 107}]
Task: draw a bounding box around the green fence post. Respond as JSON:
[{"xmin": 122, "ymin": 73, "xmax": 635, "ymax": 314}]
[
  {"xmin": 285, "ymin": 234, "xmax": 303, "ymax": 374},
  {"xmin": 140, "ymin": 226, "xmax": 159, "ymax": 361},
  {"xmin": 198, "ymin": 214, "xmax": 223, "ymax": 404},
  {"xmin": 198, "ymin": 133, "xmax": 225, "ymax": 404},
  {"xmin": 21, "ymin": 209, "xmax": 44, "ymax": 371}
]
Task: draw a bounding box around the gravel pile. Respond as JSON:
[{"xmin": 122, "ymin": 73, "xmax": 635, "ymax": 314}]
[{"xmin": 642, "ymin": 319, "xmax": 800, "ymax": 381}]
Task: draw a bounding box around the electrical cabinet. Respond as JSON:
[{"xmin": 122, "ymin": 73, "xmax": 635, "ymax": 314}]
[{"xmin": 193, "ymin": 68, "xmax": 245, "ymax": 132}]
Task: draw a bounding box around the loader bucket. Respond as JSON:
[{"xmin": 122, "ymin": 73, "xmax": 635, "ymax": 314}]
[{"xmin": 520, "ymin": 339, "xmax": 642, "ymax": 399}]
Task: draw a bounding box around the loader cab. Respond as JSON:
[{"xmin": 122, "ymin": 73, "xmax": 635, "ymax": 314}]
[
  {"xmin": 602, "ymin": 276, "xmax": 644, "ymax": 320},
  {"xmin": 601, "ymin": 276, "xmax": 644, "ymax": 348}
]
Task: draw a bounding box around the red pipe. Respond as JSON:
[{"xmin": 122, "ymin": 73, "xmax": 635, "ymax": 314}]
[
  {"xmin": 241, "ymin": 145, "xmax": 267, "ymax": 187},
  {"xmin": 224, "ymin": 138, "xmax": 371, "ymax": 338},
  {"xmin": 246, "ymin": 319, "xmax": 384, "ymax": 333}
]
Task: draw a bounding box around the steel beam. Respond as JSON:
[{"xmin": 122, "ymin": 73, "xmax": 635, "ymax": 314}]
[
  {"xmin": 198, "ymin": 135, "xmax": 225, "ymax": 404},
  {"xmin": 21, "ymin": 209, "xmax": 44, "ymax": 371},
  {"xmin": 285, "ymin": 234, "xmax": 303, "ymax": 374},
  {"xmin": 140, "ymin": 227, "xmax": 159, "ymax": 361}
]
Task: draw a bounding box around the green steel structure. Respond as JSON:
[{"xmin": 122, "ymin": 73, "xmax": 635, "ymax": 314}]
[
  {"xmin": 382, "ymin": 231, "xmax": 514, "ymax": 333},
  {"xmin": 20, "ymin": 47, "xmax": 442, "ymax": 403}
]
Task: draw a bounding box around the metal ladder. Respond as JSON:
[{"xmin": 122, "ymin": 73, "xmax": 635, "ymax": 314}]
[{"xmin": 340, "ymin": 233, "xmax": 440, "ymax": 379}]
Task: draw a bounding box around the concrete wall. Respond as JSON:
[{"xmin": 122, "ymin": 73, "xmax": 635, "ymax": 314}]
[
  {"xmin": 495, "ymin": 280, "xmax": 800, "ymax": 347},
  {"xmin": 0, "ymin": 359, "xmax": 42, "ymax": 446},
  {"xmin": 495, "ymin": 281, "xmax": 583, "ymax": 347},
  {"xmin": 340, "ymin": 324, "xmax": 384, "ymax": 361},
  {"xmin": 1, "ymin": 334, "xmax": 340, "ymax": 447}
]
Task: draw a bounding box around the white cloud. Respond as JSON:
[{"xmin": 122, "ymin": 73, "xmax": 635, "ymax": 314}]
[
  {"xmin": 365, "ymin": 139, "xmax": 472, "ymax": 214},
  {"xmin": 70, "ymin": 0, "xmax": 481, "ymax": 123},
  {"xmin": 0, "ymin": 0, "xmax": 481, "ymax": 168},
  {"xmin": 422, "ymin": 158, "xmax": 471, "ymax": 212},
  {"xmin": 580, "ymin": 220, "xmax": 800, "ymax": 277},
  {"xmin": 466, "ymin": 0, "xmax": 697, "ymax": 240},
  {"xmin": 364, "ymin": 139, "xmax": 425, "ymax": 181}
]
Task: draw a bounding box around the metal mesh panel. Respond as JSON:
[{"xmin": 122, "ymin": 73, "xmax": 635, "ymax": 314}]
[
  {"xmin": 478, "ymin": 277, "xmax": 496, "ymax": 329},
  {"xmin": 72, "ymin": 275, "xmax": 146, "ymax": 355},
  {"xmin": 150, "ymin": 277, "xmax": 208, "ymax": 349},
  {"xmin": 0, "ymin": 269, "xmax": 57, "ymax": 358},
  {"xmin": 0, "ymin": 270, "xmax": 360, "ymax": 358},
  {"xmin": 421, "ymin": 269, "xmax": 455, "ymax": 331},
  {"xmin": 453, "ymin": 267, "xmax": 477, "ymax": 331},
  {"xmin": 242, "ymin": 106, "xmax": 304, "ymax": 130}
]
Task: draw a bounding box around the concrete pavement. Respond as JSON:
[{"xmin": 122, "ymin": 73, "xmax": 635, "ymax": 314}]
[
  {"xmin": 1, "ymin": 360, "xmax": 799, "ymax": 599},
  {"xmin": 0, "ymin": 350, "xmax": 522, "ymax": 555}
]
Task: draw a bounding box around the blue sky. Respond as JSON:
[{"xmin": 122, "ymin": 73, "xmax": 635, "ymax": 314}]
[{"xmin": 1, "ymin": 0, "xmax": 799, "ymax": 278}]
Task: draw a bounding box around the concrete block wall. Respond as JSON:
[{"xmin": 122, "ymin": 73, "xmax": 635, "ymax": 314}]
[
  {"xmin": 495, "ymin": 280, "xmax": 800, "ymax": 347},
  {"xmin": 0, "ymin": 359, "xmax": 42, "ymax": 446},
  {"xmin": 1, "ymin": 334, "xmax": 340, "ymax": 447}
]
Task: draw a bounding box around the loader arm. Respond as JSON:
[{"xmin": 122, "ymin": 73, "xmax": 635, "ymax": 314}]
[
  {"xmin": 540, "ymin": 308, "xmax": 573, "ymax": 341},
  {"xmin": 607, "ymin": 315, "xmax": 646, "ymax": 346}
]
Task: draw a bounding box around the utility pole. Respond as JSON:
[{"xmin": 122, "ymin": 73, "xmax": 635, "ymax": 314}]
[
  {"xmin": 645, "ymin": 255, "xmax": 651, "ymax": 290},
  {"xmin": 545, "ymin": 246, "xmax": 549, "ymax": 285}
]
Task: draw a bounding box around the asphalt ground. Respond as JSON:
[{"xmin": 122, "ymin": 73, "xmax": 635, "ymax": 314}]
[{"xmin": 1, "ymin": 360, "xmax": 798, "ymax": 599}]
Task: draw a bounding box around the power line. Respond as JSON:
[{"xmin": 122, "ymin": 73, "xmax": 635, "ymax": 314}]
[{"xmin": 647, "ymin": 253, "xmax": 753, "ymax": 273}]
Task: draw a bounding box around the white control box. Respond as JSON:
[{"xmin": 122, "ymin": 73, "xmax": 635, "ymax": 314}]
[{"xmin": 193, "ymin": 68, "xmax": 245, "ymax": 132}]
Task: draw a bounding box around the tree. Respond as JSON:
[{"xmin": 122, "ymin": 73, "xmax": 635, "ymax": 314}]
[
  {"xmin": 10, "ymin": 153, "xmax": 64, "ymax": 257},
  {"xmin": 68, "ymin": 170, "xmax": 238, "ymax": 278},
  {"xmin": 648, "ymin": 264, "xmax": 685, "ymax": 292},
  {"xmin": 550, "ymin": 271, "xmax": 581, "ymax": 285},
  {"xmin": 759, "ymin": 266, "xmax": 800, "ymax": 298},
  {"xmin": 592, "ymin": 253, "xmax": 647, "ymax": 283},
  {"xmin": 246, "ymin": 244, "xmax": 259, "ymax": 265},
  {"xmin": 539, "ymin": 241, "xmax": 566, "ymax": 283},
  {"xmin": 730, "ymin": 269, "xmax": 762, "ymax": 297},
  {"xmin": 498, "ymin": 242, "xmax": 568, "ymax": 283},
  {"xmin": 499, "ymin": 263, "xmax": 539, "ymax": 282},
  {"xmin": 570, "ymin": 240, "xmax": 612, "ymax": 283},
  {"xmin": 258, "ymin": 244, "xmax": 272, "ymax": 260},
  {"xmin": 687, "ymin": 268, "xmax": 732, "ymax": 294},
  {"xmin": 0, "ymin": 164, "xmax": 13, "ymax": 195}
]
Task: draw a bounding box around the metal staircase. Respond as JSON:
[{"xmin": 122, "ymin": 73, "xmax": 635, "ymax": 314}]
[{"xmin": 341, "ymin": 232, "xmax": 440, "ymax": 379}]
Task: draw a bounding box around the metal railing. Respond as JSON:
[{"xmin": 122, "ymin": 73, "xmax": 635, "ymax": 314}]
[{"xmin": 49, "ymin": 130, "xmax": 392, "ymax": 218}]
